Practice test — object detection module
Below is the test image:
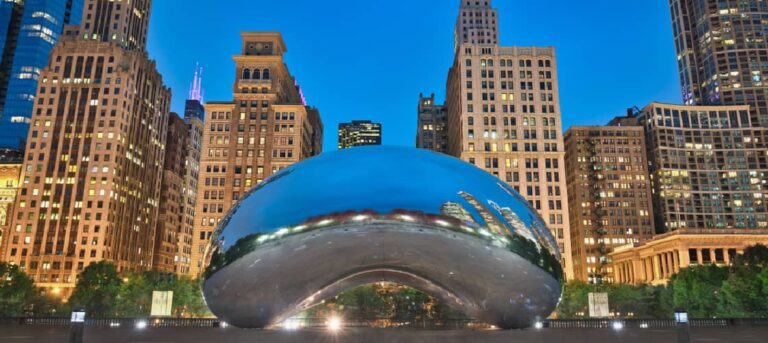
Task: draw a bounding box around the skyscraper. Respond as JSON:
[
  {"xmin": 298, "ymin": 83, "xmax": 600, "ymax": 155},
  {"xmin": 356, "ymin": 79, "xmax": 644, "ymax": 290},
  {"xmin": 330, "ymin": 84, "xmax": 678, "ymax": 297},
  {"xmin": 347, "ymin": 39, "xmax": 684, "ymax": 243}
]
[
  {"xmin": 0, "ymin": 0, "xmax": 170, "ymax": 296},
  {"xmin": 338, "ymin": 120, "xmax": 382, "ymax": 149},
  {"xmin": 640, "ymin": 102, "xmax": 768, "ymax": 232},
  {"xmin": 190, "ymin": 32, "xmax": 324, "ymax": 276},
  {"xmin": 564, "ymin": 118, "xmax": 655, "ymax": 283},
  {"xmin": 152, "ymin": 110, "xmax": 201, "ymax": 276},
  {"xmin": 0, "ymin": 0, "xmax": 84, "ymax": 150},
  {"xmin": 154, "ymin": 113, "xmax": 189, "ymax": 274},
  {"xmin": 669, "ymin": 0, "xmax": 768, "ymax": 126},
  {"xmin": 416, "ymin": 93, "xmax": 448, "ymax": 153},
  {"xmin": 454, "ymin": 0, "xmax": 498, "ymax": 50},
  {"xmin": 444, "ymin": 0, "xmax": 573, "ymax": 278}
]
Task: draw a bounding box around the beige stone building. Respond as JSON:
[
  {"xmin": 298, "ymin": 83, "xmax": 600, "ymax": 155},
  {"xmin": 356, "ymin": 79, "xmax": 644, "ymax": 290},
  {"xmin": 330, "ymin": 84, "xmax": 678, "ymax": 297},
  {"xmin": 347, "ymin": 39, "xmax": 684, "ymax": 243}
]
[
  {"xmin": 190, "ymin": 33, "xmax": 323, "ymax": 276},
  {"xmin": 564, "ymin": 121, "xmax": 654, "ymax": 283},
  {"xmin": 0, "ymin": 0, "xmax": 170, "ymax": 296},
  {"xmin": 416, "ymin": 93, "xmax": 448, "ymax": 153},
  {"xmin": 609, "ymin": 229, "xmax": 768, "ymax": 285},
  {"xmin": 444, "ymin": 0, "xmax": 573, "ymax": 278},
  {"xmin": 0, "ymin": 159, "xmax": 22, "ymax": 251}
]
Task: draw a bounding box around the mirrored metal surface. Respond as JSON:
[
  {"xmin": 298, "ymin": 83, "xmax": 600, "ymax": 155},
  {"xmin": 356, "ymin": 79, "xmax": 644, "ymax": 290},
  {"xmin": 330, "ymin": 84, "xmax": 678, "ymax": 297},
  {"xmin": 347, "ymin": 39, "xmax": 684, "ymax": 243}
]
[{"xmin": 202, "ymin": 146, "xmax": 563, "ymax": 329}]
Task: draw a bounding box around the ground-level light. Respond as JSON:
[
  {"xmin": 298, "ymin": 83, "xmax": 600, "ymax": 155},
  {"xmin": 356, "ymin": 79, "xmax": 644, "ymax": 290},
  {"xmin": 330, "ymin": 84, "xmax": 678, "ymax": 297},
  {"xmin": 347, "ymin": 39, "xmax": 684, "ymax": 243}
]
[{"xmin": 327, "ymin": 316, "xmax": 342, "ymax": 332}]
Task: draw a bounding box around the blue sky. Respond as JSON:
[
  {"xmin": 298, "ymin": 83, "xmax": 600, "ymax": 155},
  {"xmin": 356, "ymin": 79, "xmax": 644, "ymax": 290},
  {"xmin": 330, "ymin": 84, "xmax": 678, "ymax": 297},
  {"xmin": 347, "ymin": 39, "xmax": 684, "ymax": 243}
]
[{"xmin": 147, "ymin": 0, "xmax": 680, "ymax": 150}]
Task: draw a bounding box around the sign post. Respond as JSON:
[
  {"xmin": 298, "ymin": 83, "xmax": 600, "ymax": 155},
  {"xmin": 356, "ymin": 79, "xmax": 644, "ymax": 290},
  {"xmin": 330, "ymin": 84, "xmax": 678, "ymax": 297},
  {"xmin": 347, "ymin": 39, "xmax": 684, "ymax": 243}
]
[
  {"xmin": 69, "ymin": 307, "xmax": 85, "ymax": 343},
  {"xmin": 675, "ymin": 310, "xmax": 691, "ymax": 343},
  {"xmin": 588, "ymin": 293, "xmax": 610, "ymax": 318},
  {"xmin": 150, "ymin": 291, "xmax": 174, "ymax": 317}
]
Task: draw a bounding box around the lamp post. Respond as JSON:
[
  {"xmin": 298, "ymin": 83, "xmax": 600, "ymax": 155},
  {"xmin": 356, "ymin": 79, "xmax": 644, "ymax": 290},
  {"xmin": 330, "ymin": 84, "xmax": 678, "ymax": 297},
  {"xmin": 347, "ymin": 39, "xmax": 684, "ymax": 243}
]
[
  {"xmin": 675, "ymin": 309, "xmax": 691, "ymax": 343},
  {"xmin": 69, "ymin": 307, "xmax": 86, "ymax": 343}
]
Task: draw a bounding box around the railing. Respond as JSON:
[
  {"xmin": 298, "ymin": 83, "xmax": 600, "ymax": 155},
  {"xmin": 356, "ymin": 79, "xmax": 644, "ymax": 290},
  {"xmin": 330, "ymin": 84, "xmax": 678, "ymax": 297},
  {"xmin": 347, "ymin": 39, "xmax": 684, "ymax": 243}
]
[
  {"xmin": 11, "ymin": 317, "xmax": 221, "ymax": 328},
  {"xmin": 0, "ymin": 317, "xmax": 766, "ymax": 329},
  {"xmin": 545, "ymin": 318, "xmax": 728, "ymax": 329}
]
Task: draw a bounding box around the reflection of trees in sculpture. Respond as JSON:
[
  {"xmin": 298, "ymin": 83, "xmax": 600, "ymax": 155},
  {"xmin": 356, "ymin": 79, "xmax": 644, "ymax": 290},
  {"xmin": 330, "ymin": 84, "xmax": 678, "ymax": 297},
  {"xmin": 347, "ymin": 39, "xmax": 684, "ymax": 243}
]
[
  {"xmin": 204, "ymin": 233, "xmax": 261, "ymax": 279},
  {"xmin": 506, "ymin": 235, "xmax": 563, "ymax": 281},
  {"xmin": 307, "ymin": 283, "xmax": 469, "ymax": 325}
]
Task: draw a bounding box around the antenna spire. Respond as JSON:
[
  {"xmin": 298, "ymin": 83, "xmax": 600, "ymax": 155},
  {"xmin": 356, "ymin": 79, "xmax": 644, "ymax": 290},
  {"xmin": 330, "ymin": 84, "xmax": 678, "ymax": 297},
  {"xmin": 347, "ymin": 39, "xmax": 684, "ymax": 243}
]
[{"xmin": 189, "ymin": 63, "xmax": 204, "ymax": 103}]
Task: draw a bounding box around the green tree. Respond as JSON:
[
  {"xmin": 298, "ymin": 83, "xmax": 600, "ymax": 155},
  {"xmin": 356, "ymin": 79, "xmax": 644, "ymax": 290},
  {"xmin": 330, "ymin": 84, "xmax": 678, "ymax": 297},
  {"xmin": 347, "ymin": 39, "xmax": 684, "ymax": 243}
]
[
  {"xmin": 556, "ymin": 281, "xmax": 594, "ymax": 318},
  {"xmin": 734, "ymin": 244, "xmax": 768, "ymax": 268},
  {"xmin": 115, "ymin": 273, "xmax": 152, "ymax": 316},
  {"xmin": 668, "ymin": 265, "xmax": 728, "ymax": 318},
  {"xmin": 718, "ymin": 264, "xmax": 766, "ymax": 318},
  {"xmin": 68, "ymin": 261, "xmax": 121, "ymax": 317},
  {"xmin": 0, "ymin": 262, "xmax": 38, "ymax": 316},
  {"xmin": 169, "ymin": 277, "xmax": 210, "ymax": 317},
  {"xmin": 115, "ymin": 272, "xmax": 210, "ymax": 318}
]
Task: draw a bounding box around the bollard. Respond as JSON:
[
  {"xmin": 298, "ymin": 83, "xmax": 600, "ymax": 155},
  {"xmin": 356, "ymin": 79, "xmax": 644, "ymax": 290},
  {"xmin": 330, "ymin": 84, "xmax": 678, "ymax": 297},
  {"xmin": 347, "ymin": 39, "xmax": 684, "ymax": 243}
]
[
  {"xmin": 675, "ymin": 310, "xmax": 691, "ymax": 343},
  {"xmin": 69, "ymin": 307, "xmax": 86, "ymax": 343}
]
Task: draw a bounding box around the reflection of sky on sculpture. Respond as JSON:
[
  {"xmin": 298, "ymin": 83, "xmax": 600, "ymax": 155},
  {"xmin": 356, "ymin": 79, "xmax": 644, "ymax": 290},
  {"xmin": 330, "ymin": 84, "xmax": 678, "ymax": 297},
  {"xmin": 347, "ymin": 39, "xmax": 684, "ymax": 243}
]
[{"xmin": 216, "ymin": 146, "xmax": 557, "ymax": 257}]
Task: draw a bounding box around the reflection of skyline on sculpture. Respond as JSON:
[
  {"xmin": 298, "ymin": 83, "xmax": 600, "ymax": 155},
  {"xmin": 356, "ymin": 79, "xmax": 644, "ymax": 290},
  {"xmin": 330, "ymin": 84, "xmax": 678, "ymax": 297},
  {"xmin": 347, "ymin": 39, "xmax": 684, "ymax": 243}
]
[
  {"xmin": 203, "ymin": 146, "xmax": 563, "ymax": 330},
  {"xmin": 208, "ymin": 147, "xmax": 559, "ymax": 261}
]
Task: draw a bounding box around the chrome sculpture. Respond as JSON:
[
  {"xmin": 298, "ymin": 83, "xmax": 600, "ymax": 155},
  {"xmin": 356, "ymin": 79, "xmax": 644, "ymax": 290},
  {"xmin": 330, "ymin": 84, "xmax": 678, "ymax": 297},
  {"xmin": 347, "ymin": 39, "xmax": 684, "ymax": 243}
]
[{"xmin": 202, "ymin": 146, "xmax": 563, "ymax": 329}]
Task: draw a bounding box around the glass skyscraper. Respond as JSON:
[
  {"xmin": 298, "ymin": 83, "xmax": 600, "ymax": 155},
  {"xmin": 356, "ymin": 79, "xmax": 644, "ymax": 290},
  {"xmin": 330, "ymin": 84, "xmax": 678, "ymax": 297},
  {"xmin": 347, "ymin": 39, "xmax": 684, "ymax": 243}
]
[
  {"xmin": 0, "ymin": 0, "xmax": 83, "ymax": 149},
  {"xmin": 670, "ymin": 0, "xmax": 768, "ymax": 127}
]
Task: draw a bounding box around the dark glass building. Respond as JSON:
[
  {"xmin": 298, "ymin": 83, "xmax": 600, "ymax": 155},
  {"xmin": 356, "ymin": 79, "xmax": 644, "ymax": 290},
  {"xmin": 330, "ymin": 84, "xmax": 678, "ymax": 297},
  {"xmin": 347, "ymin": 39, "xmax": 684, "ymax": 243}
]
[
  {"xmin": 338, "ymin": 120, "xmax": 382, "ymax": 149},
  {"xmin": 0, "ymin": 0, "xmax": 83, "ymax": 149}
]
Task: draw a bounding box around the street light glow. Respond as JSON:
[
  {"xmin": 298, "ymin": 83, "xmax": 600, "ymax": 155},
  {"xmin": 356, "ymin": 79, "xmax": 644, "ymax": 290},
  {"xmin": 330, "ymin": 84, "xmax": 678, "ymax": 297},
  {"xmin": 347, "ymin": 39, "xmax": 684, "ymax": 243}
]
[
  {"xmin": 327, "ymin": 316, "xmax": 342, "ymax": 332},
  {"xmin": 282, "ymin": 319, "xmax": 300, "ymax": 331}
]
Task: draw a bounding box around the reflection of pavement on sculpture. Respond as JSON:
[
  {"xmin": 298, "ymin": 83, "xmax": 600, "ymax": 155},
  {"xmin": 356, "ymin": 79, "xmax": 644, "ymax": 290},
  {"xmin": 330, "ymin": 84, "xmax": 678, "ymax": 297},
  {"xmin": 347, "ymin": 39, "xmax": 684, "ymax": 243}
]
[
  {"xmin": 203, "ymin": 146, "xmax": 563, "ymax": 330},
  {"xmin": 2, "ymin": 326, "xmax": 766, "ymax": 343}
]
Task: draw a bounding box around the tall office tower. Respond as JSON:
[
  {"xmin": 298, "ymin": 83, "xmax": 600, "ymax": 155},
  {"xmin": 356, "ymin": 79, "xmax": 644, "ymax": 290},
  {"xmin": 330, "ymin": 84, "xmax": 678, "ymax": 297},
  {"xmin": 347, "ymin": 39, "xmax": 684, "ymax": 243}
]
[
  {"xmin": 416, "ymin": 93, "xmax": 448, "ymax": 153},
  {"xmin": 153, "ymin": 112, "xmax": 200, "ymax": 276},
  {"xmin": 641, "ymin": 103, "xmax": 768, "ymax": 232},
  {"xmin": 0, "ymin": 0, "xmax": 25, "ymax": 115},
  {"xmin": 338, "ymin": 120, "xmax": 382, "ymax": 149},
  {"xmin": 153, "ymin": 114, "xmax": 188, "ymax": 273},
  {"xmin": 455, "ymin": 0, "xmax": 498, "ymax": 50},
  {"xmin": 670, "ymin": 0, "xmax": 768, "ymax": 126},
  {"xmin": 444, "ymin": 1, "xmax": 573, "ymax": 278},
  {"xmin": 178, "ymin": 105, "xmax": 203, "ymax": 277},
  {"xmin": 0, "ymin": 0, "xmax": 84, "ymax": 150},
  {"xmin": 79, "ymin": 0, "xmax": 151, "ymax": 51},
  {"xmin": 0, "ymin": 0, "xmax": 170, "ymax": 296},
  {"xmin": 190, "ymin": 32, "xmax": 324, "ymax": 276},
  {"xmin": 564, "ymin": 119, "xmax": 654, "ymax": 284}
]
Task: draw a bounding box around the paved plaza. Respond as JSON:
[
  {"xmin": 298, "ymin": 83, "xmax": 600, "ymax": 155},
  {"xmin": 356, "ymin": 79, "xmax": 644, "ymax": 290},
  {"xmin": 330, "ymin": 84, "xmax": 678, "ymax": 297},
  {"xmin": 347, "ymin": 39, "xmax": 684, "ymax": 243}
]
[{"xmin": 1, "ymin": 325, "xmax": 767, "ymax": 343}]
